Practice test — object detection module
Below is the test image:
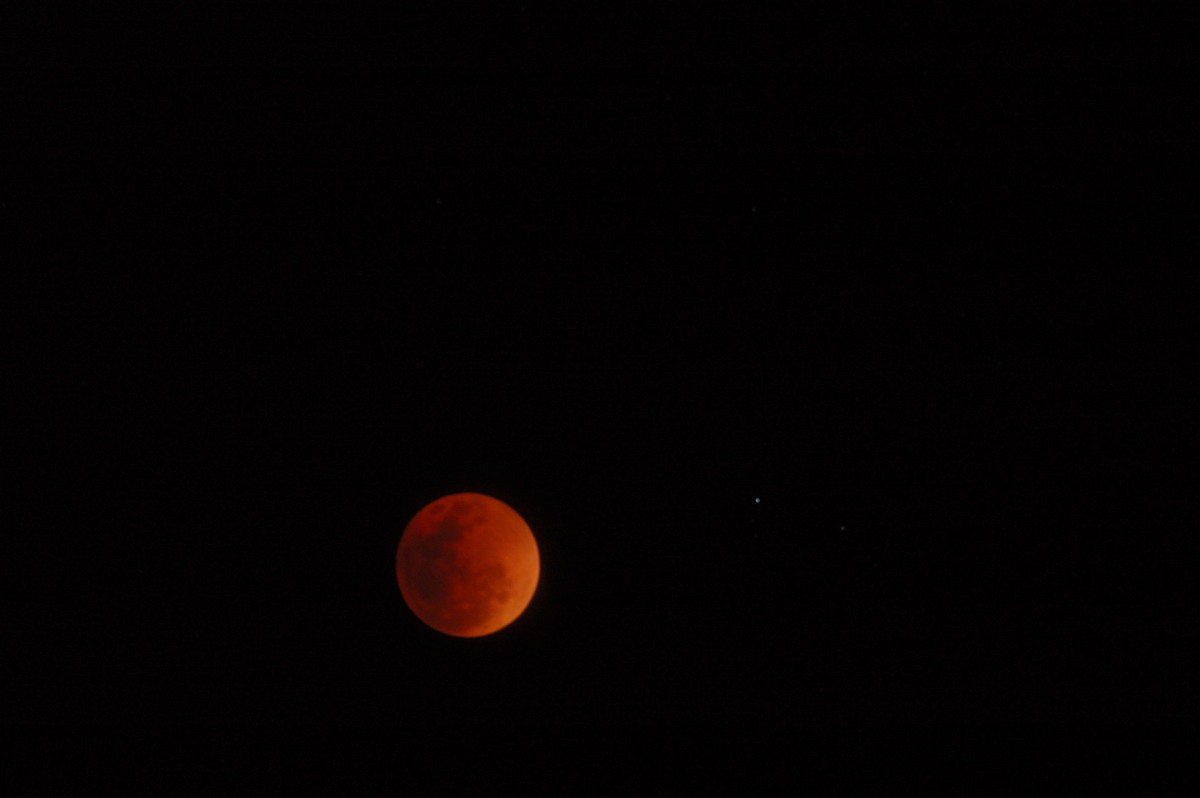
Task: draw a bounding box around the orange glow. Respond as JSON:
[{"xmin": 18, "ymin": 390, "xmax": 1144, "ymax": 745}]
[{"xmin": 395, "ymin": 493, "xmax": 540, "ymax": 637}]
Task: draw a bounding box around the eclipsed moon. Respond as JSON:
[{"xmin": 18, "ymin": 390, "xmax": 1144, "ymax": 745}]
[{"xmin": 395, "ymin": 493, "xmax": 540, "ymax": 637}]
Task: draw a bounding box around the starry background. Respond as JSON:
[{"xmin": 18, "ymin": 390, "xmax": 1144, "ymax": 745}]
[{"xmin": 4, "ymin": 4, "xmax": 1193, "ymax": 758}]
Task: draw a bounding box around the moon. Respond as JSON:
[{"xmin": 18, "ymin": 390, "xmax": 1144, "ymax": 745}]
[{"xmin": 395, "ymin": 493, "xmax": 540, "ymax": 637}]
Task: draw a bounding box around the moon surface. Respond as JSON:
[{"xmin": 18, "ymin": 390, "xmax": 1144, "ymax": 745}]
[{"xmin": 395, "ymin": 493, "xmax": 540, "ymax": 637}]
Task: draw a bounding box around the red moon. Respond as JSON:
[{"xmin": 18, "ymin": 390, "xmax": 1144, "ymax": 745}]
[{"xmin": 395, "ymin": 493, "xmax": 540, "ymax": 637}]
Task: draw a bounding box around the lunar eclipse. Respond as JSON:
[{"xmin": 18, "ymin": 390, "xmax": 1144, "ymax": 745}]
[{"xmin": 395, "ymin": 493, "xmax": 540, "ymax": 637}]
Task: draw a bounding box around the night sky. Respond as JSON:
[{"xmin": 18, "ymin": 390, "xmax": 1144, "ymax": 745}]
[{"xmin": 5, "ymin": 4, "xmax": 1193, "ymax": 780}]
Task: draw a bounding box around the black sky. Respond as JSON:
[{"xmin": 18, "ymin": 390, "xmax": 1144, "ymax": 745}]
[{"xmin": 5, "ymin": 5, "xmax": 1193, "ymax": 765}]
